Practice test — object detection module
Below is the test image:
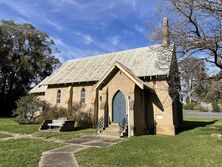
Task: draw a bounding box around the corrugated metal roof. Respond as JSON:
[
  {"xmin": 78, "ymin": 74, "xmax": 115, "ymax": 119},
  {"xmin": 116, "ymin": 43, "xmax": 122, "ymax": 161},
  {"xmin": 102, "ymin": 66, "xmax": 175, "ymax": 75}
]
[
  {"xmin": 29, "ymin": 44, "xmax": 173, "ymax": 93},
  {"xmin": 42, "ymin": 44, "xmax": 173, "ymax": 85},
  {"xmin": 28, "ymin": 77, "xmax": 50, "ymax": 94}
]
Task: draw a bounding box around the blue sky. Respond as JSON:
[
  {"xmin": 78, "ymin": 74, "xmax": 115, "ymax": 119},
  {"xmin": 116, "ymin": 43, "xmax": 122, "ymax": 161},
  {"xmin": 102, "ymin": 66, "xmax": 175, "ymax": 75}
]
[{"xmin": 0, "ymin": 0, "xmax": 161, "ymax": 62}]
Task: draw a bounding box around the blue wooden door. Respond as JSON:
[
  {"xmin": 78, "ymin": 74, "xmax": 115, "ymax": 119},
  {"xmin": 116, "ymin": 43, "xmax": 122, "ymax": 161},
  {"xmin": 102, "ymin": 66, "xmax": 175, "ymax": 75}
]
[{"xmin": 112, "ymin": 91, "xmax": 126, "ymax": 123}]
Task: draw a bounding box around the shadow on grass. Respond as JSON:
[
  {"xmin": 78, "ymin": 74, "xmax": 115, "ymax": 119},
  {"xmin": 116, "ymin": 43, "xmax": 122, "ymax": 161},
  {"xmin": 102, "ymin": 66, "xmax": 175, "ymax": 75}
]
[
  {"xmin": 181, "ymin": 120, "xmax": 217, "ymax": 132},
  {"xmin": 73, "ymin": 127, "xmax": 90, "ymax": 131}
]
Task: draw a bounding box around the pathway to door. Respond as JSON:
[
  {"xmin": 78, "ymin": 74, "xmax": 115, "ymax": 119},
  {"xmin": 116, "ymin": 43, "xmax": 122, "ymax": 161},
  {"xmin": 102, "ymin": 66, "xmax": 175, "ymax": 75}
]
[
  {"xmin": 0, "ymin": 131, "xmax": 124, "ymax": 167},
  {"xmin": 39, "ymin": 135, "xmax": 123, "ymax": 167}
]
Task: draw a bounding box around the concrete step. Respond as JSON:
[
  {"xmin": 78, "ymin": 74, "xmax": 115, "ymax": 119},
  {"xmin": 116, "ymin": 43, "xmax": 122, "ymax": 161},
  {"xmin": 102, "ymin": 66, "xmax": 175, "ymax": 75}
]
[{"xmin": 99, "ymin": 123, "xmax": 128, "ymax": 138}]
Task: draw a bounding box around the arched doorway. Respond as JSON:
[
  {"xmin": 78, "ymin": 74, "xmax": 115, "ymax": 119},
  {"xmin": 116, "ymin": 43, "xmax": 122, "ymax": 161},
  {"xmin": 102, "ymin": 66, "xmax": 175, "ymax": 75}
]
[{"xmin": 112, "ymin": 91, "xmax": 126, "ymax": 123}]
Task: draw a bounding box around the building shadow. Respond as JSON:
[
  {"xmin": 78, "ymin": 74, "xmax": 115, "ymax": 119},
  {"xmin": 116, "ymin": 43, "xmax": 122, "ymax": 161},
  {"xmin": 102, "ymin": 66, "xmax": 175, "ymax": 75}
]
[{"xmin": 177, "ymin": 120, "xmax": 217, "ymax": 134}]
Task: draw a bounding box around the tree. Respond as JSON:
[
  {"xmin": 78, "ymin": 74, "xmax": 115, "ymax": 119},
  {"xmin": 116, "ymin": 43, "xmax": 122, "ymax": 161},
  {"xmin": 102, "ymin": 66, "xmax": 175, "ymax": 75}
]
[
  {"xmin": 0, "ymin": 20, "xmax": 60, "ymax": 115},
  {"xmin": 180, "ymin": 57, "xmax": 207, "ymax": 103},
  {"xmin": 194, "ymin": 76, "xmax": 222, "ymax": 104},
  {"xmin": 149, "ymin": 0, "xmax": 222, "ymax": 69}
]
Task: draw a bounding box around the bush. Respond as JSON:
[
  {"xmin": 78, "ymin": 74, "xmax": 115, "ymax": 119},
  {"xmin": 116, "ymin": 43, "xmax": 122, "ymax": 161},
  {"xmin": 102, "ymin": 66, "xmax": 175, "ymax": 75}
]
[
  {"xmin": 183, "ymin": 102, "xmax": 196, "ymax": 110},
  {"xmin": 40, "ymin": 102, "xmax": 94, "ymax": 128},
  {"xmin": 193, "ymin": 102, "xmax": 212, "ymax": 112},
  {"xmin": 40, "ymin": 104, "xmax": 68, "ymax": 122},
  {"xmin": 68, "ymin": 103, "xmax": 94, "ymax": 128},
  {"xmin": 15, "ymin": 95, "xmax": 44, "ymax": 124},
  {"xmin": 212, "ymin": 102, "xmax": 220, "ymax": 112}
]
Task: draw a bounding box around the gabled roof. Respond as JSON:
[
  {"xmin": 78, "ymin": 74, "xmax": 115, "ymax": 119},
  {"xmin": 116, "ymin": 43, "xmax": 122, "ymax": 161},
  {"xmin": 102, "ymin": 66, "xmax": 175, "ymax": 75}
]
[
  {"xmin": 29, "ymin": 44, "xmax": 173, "ymax": 94},
  {"xmin": 94, "ymin": 62, "xmax": 154, "ymax": 91},
  {"xmin": 28, "ymin": 77, "xmax": 49, "ymax": 94},
  {"xmin": 40, "ymin": 44, "xmax": 174, "ymax": 85}
]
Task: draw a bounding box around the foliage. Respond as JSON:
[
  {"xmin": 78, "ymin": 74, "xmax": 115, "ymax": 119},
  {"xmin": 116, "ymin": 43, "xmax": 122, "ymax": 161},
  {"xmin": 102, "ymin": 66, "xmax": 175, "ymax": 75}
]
[
  {"xmin": 40, "ymin": 103, "xmax": 68, "ymax": 121},
  {"xmin": 212, "ymin": 102, "xmax": 220, "ymax": 113},
  {"xmin": 183, "ymin": 102, "xmax": 196, "ymax": 110},
  {"xmin": 15, "ymin": 95, "xmax": 44, "ymax": 124},
  {"xmin": 193, "ymin": 102, "xmax": 212, "ymax": 112},
  {"xmin": 0, "ymin": 20, "xmax": 60, "ymax": 115},
  {"xmin": 149, "ymin": 0, "xmax": 222, "ymax": 69},
  {"xmin": 40, "ymin": 102, "xmax": 94, "ymax": 128},
  {"xmin": 68, "ymin": 103, "xmax": 94, "ymax": 128},
  {"xmin": 180, "ymin": 57, "xmax": 207, "ymax": 103},
  {"xmin": 194, "ymin": 79, "xmax": 222, "ymax": 104},
  {"xmin": 14, "ymin": 95, "xmax": 94, "ymax": 127}
]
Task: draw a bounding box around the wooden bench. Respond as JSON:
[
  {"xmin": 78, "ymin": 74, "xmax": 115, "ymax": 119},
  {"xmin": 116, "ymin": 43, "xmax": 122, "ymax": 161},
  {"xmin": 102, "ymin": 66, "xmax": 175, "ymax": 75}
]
[{"xmin": 40, "ymin": 118, "xmax": 75, "ymax": 131}]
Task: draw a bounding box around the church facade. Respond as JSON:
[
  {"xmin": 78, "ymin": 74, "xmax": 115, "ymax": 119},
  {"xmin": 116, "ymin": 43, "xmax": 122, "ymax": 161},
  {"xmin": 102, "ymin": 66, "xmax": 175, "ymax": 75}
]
[{"xmin": 29, "ymin": 18, "xmax": 183, "ymax": 136}]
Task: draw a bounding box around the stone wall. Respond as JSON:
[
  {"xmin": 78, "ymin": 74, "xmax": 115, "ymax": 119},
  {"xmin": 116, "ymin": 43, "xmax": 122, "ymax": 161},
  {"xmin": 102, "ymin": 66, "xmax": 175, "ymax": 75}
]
[
  {"xmin": 146, "ymin": 80, "xmax": 175, "ymax": 135},
  {"xmin": 97, "ymin": 70, "xmax": 155, "ymax": 136}
]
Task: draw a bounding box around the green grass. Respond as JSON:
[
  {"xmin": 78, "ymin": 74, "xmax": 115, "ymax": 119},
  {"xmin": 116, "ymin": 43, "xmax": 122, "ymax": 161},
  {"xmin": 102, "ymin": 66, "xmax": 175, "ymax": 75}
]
[
  {"xmin": 0, "ymin": 139, "xmax": 64, "ymax": 167},
  {"xmin": 76, "ymin": 117, "xmax": 222, "ymax": 167},
  {"xmin": 0, "ymin": 117, "xmax": 96, "ymax": 139},
  {"xmin": 0, "ymin": 117, "xmax": 95, "ymax": 167},
  {"xmin": 34, "ymin": 128, "xmax": 96, "ymax": 140},
  {"xmin": 0, "ymin": 117, "xmax": 39, "ymax": 134}
]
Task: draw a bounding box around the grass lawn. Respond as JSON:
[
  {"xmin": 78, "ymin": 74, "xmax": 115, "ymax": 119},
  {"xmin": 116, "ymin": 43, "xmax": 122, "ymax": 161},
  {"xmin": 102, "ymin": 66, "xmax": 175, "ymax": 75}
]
[
  {"xmin": 0, "ymin": 117, "xmax": 39, "ymax": 134},
  {"xmin": 34, "ymin": 128, "xmax": 96, "ymax": 140},
  {"xmin": 0, "ymin": 139, "xmax": 64, "ymax": 167},
  {"xmin": 0, "ymin": 117, "xmax": 95, "ymax": 167},
  {"xmin": 76, "ymin": 117, "xmax": 222, "ymax": 167},
  {"xmin": 0, "ymin": 117, "xmax": 96, "ymax": 140}
]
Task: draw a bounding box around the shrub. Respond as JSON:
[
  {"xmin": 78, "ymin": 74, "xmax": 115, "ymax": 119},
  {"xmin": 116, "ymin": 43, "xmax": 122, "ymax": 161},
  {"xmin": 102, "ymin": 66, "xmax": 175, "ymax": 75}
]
[
  {"xmin": 183, "ymin": 102, "xmax": 196, "ymax": 110},
  {"xmin": 40, "ymin": 104, "xmax": 68, "ymax": 122},
  {"xmin": 193, "ymin": 102, "xmax": 212, "ymax": 112},
  {"xmin": 40, "ymin": 102, "xmax": 94, "ymax": 128},
  {"xmin": 74, "ymin": 110, "xmax": 94, "ymax": 128},
  {"xmin": 68, "ymin": 103, "xmax": 94, "ymax": 128},
  {"xmin": 212, "ymin": 102, "xmax": 220, "ymax": 112},
  {"xmin": 15, "ymin": 95, "xmax": 44, "ymax": 124}
]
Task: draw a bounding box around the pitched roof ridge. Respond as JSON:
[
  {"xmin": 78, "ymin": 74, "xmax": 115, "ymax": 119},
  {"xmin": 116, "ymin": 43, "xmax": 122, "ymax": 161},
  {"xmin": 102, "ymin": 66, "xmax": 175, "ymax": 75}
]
[{"xmin": 66, "ymin": 44, "xmax": 165, "ymax": 63}]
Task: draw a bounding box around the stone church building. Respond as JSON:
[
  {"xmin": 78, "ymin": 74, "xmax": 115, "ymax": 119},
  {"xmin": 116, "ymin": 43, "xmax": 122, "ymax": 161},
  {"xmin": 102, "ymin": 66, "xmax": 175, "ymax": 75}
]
[{"xmin": 29, "ymin": 18, "xmax": 183, "ymax": 136}]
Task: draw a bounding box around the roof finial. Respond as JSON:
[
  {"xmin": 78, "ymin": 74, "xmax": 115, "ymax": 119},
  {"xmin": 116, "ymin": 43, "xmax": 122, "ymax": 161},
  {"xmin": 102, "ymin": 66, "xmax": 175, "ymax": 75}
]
[{"xmin": 163, "ymin": 17, "xmax": 170, "ymax": 48}]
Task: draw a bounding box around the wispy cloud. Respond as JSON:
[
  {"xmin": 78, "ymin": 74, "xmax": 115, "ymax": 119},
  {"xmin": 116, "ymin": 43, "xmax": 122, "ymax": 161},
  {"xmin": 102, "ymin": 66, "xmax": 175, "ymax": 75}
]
[
  {"xmin": 108, "ymin": 36, "xmax": 120, "ymax": 46},
  {"xmin": 124, "ymin": 0, "xmax": 137, "ymax": 8},
  {"xmin": 44, "ymin": 19, "xmax": 65, "ymax": 32},
  {"xmin": 135, "ymin": 25, "xmax": 145, "ymax": 33},
  {"xmin": 74, "ymin": 31, "xmax": 93, "ymax": 45},
  {"xmin": 0, "ymin": 0, "xmax": 155, "ymax": 62}
]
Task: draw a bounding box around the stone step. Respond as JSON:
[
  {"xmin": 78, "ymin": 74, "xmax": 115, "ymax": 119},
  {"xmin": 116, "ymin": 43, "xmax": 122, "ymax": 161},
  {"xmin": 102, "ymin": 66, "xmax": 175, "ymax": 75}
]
[
  {"xmin": 102, "ymin": 131, "xmax": 120, "ymax": 136},
  {"xmin": 104, "ymin": 127, "xmax": 119, "ymax": 131},
  {"xmin": 99, "ymin": 123, "xmax": 128, "ymax": 138}
]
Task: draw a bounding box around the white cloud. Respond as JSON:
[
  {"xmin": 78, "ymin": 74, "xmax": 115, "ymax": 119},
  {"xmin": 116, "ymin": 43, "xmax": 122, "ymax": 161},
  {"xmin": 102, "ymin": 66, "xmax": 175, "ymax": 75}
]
[
  {"xmin": 48, "ymin": 0, "xmax": 79, "ymax": 7},
  {"xmin": 108, "ymin": 36, "xmax": 120, "ymax": 46},
  {"xmin": 124, "ymin": 0, "xmax": 136, "ymax": 8},
  {"xmin": 135, "ymin": 25, "xmax": 144, "ymax": 33},
  {"xmin": 74, "ymin": 31, "xmax": 93, "ymax": 45},
  {"xmin": 44, "ymin": 19, "xmax": 65, "ymax": 32}
]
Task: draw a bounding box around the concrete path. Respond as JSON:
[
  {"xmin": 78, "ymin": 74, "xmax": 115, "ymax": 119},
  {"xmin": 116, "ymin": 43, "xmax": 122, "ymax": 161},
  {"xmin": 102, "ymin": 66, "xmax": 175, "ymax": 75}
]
[
  {"xmin": 0, "ymin": 131, "xmax": 124, "ymax": 167},
  {"xmin": 39, "ymin": 135, "xmax": 124, "ymax": 167},
  {"xmin": 39, "ymin": 144, "xmax": 88, "ymax": 167}
]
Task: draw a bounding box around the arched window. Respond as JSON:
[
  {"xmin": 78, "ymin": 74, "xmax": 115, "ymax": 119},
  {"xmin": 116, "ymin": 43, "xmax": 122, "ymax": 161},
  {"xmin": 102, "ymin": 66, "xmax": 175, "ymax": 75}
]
[
  {"xmin": 56, "ymin": 89, "xmax": 61, "ymax": 104},
  {"xmin": 80, "ymin": 88, "xmax": 86, "ymax": 103}
]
